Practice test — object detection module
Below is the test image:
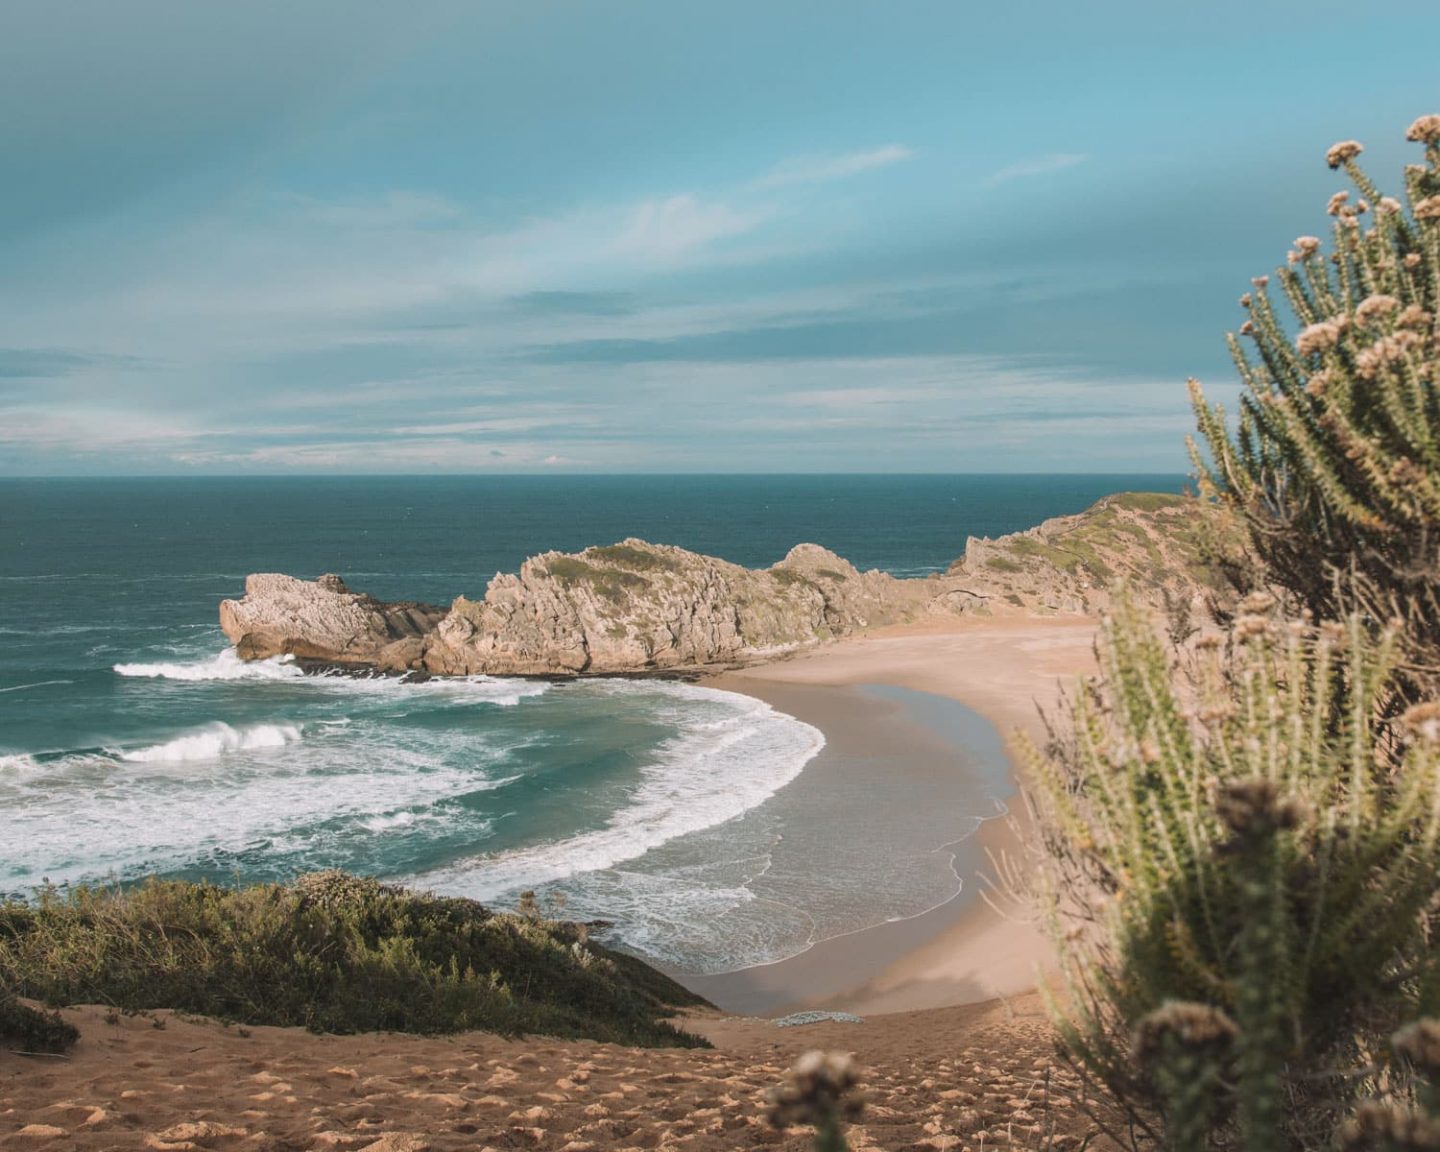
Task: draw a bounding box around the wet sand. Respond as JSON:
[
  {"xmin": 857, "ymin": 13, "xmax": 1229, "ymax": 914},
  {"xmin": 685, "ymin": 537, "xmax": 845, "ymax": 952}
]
[{"xmin": 690, "ymin": 614, "xmax": 1097, "ymax": 1016}]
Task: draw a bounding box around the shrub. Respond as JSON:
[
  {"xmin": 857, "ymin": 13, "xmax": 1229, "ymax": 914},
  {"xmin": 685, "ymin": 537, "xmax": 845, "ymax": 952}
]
[
  {"xmin": 1190, "ymin": 115, "xmax": 1440, "ymax": 702},
  {"xmin": 1107, "ymin": 493, "xmax": 1188, "ymax": 514},
  {"xmin": 0, "ymin": 986, "xmax": 78, "ymax": 1053},
  {"xmin": 0, "ymin": 872, "xmax": 709, "ymax": 1047},
  {"xmin": 1022, "ymin": 596, "xmax": 1440, "ymax": 1150}
]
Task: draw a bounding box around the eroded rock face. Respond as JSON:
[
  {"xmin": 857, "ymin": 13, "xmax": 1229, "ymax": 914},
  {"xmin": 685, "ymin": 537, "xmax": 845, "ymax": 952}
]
[
  {"xmin": 218, "ymin": 573, "xmax": 447, "ymax": 668},
  {"xmin": 218, "ymin": 495, "xmax": 1244, "ymax": 676},
  {"xmin": 424, "ymin": 540, "xmax": 926, "ymax": 676},
  {"xmin": 219, "ymin": 542, "xmax": 926, "ymax": 677}
]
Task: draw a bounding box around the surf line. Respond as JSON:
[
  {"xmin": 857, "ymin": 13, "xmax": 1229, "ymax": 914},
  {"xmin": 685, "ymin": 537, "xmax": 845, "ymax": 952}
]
[{"xmin": 0, "ymin": 679, "xmax": 75, "ymax": 694}]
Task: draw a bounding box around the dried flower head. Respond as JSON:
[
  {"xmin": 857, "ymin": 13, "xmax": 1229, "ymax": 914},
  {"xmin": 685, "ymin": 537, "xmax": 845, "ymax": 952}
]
[
  {"xmin": 1397, "ymin": 304, "xmax": 1431, "ymax": 330},
  {"xmin": 1239, "ymin": 320, "xmax": 1255, "ymax": 336},
  {"xmin": 1133, "ymin": 1001, "xmax": 1238, "ymax": 1067},
  {"xmin": 1251, "ymin": 275, "xmax": 1269, "ymax": 289},
  {"xmin": 1327, "ymin": 140, "xmax": 1365, "ymax": 168},
  {"xmin": 1340, "ymin": 1102, "xmax": 1440, "ymax": 1152},
  {"xmin": 1393, "ymin": 1019, "xmax": 1440, "ymax": 1075},
  {"xmin": 1216, "ymin": 778, "xmax": 1310, "ymax": 839},
  {"xmin": 1407, "ymin": 114, "xmax": 1440, "ymax": 145},
  {"xmin": 768, "ymin": 1051, "xmax": 865, "ymax": 1130},
  {"xmin": 1233, "ymin": 614, "xmax": 1273, "ymax": 641},
  {"xmin": 1401, "ymin": 702, "xmax": 1440, "ymax": 744},
  {"xmin": 1295, "ymin": 235, "xmax": 1323, "ymax": 257},
  {"xmin": 1405, "ymin": 252, "xmax": 1424, "ymax": 269},
  {"xmin": 1378, "ymin": 197, "xmax": 1405, "ymax": 216},
  {"xmin": 1415, "ymin": 196, "xmax": 1440, "ymax": 221},
  {"xmin": 1305, "ymin": 369, "xmax": 1331, "ymax": 397},
  {"xmin": 1356, "ymin": 293, "xmax": 1401, "ymax": 325},
  {"xmin": 1356, "ymin": 332, "xmax": 1424, "ymax": 379},
  {"xmin": 1327, "ymin": 190, "xmax": 1351, "ymax": 216},
  {"xmin": 1296, "ymin": 320, "xmax": 1345, "ymax": 356},
  {"xmin": 1239, "ymin": 591, "xmax": 1276, "ymax": 614}
]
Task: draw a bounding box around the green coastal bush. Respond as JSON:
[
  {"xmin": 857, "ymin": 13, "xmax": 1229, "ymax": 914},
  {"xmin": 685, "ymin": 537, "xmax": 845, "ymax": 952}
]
[
  {"xmin": 1025, "ymin": 597, "xmax": 1440, "ymax": 1150},
  {"xmin": 0, "ymin": 871, "xmax": 709, "ymax": 1047},
  {"xmin": 0, "ymin": 985, "xmax": 78, "ymax": 1053},
  {"xmin": 1026, "ymin": 113, "xmax": 1440, "ymax": 1152},
  {"xmin": 1191, "ymin": 115, "xmax": 1440, "ymax": 701}
]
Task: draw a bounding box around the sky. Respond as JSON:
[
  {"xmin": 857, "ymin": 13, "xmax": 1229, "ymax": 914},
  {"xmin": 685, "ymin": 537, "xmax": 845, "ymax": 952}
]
[{"xmin": 2, "ymin": 2, "xmax": 1437, "ymax": 475}]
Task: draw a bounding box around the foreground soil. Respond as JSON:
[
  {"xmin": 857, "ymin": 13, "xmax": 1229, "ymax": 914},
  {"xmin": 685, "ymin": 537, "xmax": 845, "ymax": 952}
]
[{"xmin": 0, "ymin": 993, "xmax": 1106, "ymax": 1152}]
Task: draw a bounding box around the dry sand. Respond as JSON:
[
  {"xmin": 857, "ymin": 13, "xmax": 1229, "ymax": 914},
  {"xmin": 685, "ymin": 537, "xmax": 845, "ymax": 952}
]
[
  {"xmin": 0, "ymin": 993, "xmax": 1098, "ymax": 1151},
  {"xmin": 2, "ymin": 613, "xmax": 1104, "ymax": 1150}
]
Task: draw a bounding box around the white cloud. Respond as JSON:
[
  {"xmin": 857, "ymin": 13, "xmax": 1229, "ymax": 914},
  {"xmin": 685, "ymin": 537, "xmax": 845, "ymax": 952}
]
[
  {"xmin": 609, "ymin": 195, "xmax": 772, "ymax": 264},
  {"xmin": 757, "ymin": 145, "xmax": 913, "ymax": 188},
  {"xmin": 986, "ymin": 152, "xmax": 1088, "ymax": 186}
]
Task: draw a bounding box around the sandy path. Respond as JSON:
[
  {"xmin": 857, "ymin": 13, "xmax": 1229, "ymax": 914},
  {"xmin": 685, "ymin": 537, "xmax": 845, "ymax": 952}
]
[{"xmin": 1, "ymin": 992, "xmax": 1099, "ymax": 1151}]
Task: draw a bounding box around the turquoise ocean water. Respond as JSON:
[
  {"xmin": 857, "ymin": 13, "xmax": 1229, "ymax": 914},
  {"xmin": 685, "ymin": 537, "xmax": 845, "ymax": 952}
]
[{"xmin": 0, "ymin": 475, "xmax": 1181, "ymax": 972}]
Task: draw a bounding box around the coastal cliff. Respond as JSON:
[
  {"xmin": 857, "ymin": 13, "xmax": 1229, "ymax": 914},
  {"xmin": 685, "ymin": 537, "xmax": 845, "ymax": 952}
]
[
  {"xmin": 220, "ymin": 540, "xmax": 927, "ymax": 676},
  {"xmin": 940, "ymin": 491, "xmax": 1242, "ymax": 618},
  {"xmin": 219, "ymin": 493, "xmax": 1241, "ymax": 677}
]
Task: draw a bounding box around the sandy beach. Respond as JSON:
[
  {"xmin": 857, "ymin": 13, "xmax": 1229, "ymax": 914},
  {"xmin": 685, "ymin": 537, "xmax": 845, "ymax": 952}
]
[{"xmin": 688, "ymin": 613, "xmax": 1098, "ymax": 1016}]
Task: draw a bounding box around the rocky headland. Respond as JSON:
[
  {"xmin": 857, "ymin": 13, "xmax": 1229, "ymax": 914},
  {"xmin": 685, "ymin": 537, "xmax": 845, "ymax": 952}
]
[{"xmin": 219, "ymin": 492, "xmax": 1240, "ymax": 677}]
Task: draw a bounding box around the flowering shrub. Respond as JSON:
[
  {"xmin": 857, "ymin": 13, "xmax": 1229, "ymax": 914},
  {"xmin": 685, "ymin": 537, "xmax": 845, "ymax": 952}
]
[
  {"xmin": 1191, "ymin": 115, "xmax": 1440, "ymax": 701},
  {"xmin": 1024, "ymin": 596, "xmax": 1440, "ymax": 1150}
]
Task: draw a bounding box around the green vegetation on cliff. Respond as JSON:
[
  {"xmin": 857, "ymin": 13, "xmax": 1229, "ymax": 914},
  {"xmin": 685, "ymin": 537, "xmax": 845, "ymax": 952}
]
[{"xmin": 0, "ymin": 872, "xmax": 709, "ymax": 1048}]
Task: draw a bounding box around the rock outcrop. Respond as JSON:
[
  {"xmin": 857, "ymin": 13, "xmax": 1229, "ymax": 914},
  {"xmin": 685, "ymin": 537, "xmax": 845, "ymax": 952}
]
[
  {"xmin": 423, "ymin": 540, "xmax": 927, "ymax": 676},
  {"xmin": 219, "ymin": 494, "xmax": 1247, "ymax": 677},
  {"xmin": 220, "ymin": 541, "xmax": 927, "ymax": 677},
  {"xmin": 937, "ymin": 492, "xmax": 1245, "ymax": 619},
  {"xmin": 218, "ymin": 573, "xmax": 447, "ymax": 668}
]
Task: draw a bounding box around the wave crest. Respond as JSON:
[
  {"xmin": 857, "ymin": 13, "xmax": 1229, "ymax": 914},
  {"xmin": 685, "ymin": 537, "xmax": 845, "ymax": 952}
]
[
  {"xmin": 120, "ymin": 722, "xmax": 304, "ymax": 763},
  {"xmin": 115, "ymin": 649, "xmax": 303, "ymax": 682},
  {"xmin": 420, "ymin": 683, "xmax": 823, "ymax": 898}
]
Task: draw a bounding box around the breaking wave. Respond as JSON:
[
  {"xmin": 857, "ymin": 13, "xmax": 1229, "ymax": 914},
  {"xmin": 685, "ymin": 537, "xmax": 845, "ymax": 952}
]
[{"xmin": 119, "ymin": 722, "xmax": 305, "ymax": 763}]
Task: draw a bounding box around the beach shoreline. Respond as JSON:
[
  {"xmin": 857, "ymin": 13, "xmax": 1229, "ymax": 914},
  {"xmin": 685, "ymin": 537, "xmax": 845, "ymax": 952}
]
[{"xmin": 681, "ymin": 613, "xmax": 1098, "ymax": 1017}]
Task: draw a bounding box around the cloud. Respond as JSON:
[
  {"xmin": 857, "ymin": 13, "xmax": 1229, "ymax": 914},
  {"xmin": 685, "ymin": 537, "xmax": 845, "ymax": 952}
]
[
  {"xmin": 758, "ymin": 145, "xmax": 913, "ymax": 188},
  {"xmin": 610, "ymin": 195, "xmax": 772, "ymax": 263},
  {"xmin": 0, "ymin": 349, "xmax": 1209, "ymax": 474},
  {"xmin": 986, "ymin": 152, "xmax": 1088, "ymax": 185},
  {"xmin": 0, "ymin": 348, "xmax": 147, "ymax": 378}
]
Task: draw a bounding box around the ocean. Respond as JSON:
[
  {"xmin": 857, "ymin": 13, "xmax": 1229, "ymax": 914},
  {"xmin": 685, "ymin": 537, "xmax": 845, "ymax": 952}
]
[{"xmin": 0, "ymin": 474, "xmax": 1183, "ymax": 973}]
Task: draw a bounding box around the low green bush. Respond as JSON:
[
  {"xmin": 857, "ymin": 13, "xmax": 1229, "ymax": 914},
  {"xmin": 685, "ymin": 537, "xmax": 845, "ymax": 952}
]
[
  {"xmin": 0, "ymin": 872, "xmax": 708, "ymax": 1047},
  {"xmin": 0, "ymin": 986, "xmax": 78, "ymax": 1053},
  {"xmin": 1024, "ymin": 597, "xmax": 1440, "ymax": 1150}
]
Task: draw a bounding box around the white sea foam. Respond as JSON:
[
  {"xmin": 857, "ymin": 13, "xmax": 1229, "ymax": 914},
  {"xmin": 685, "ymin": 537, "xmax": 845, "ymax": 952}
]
[
  {"xmin": 0, "ymin": 753, "xmax": 41, "ymax": 777},
  {"xmin": 317, "ymin": 673, "xmax": 550, "ymax": 708},
  {"xmin": 1, "ymin": 727, "xmax": 516, "ymax": 891},
  {"xmin": 418, "ymin": 682, "xmax": 824, "ymax": 899},
  {"xmin": 120, "ymin": 722, "xmax": 304, "ymax": 762},
  {"xmin": 114, "ymin": 649, "xmax": 303, "ymax": 682},
  {"xmin": 113, "ymin": 648, "xmax": 548, "ymax": 709}
]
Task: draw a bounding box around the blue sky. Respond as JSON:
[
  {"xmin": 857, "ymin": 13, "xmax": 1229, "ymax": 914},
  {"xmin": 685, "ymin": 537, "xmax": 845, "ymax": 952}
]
[{"xmin": 2, "ymin": 1, "xmax": 1436, "ymax": 474}]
